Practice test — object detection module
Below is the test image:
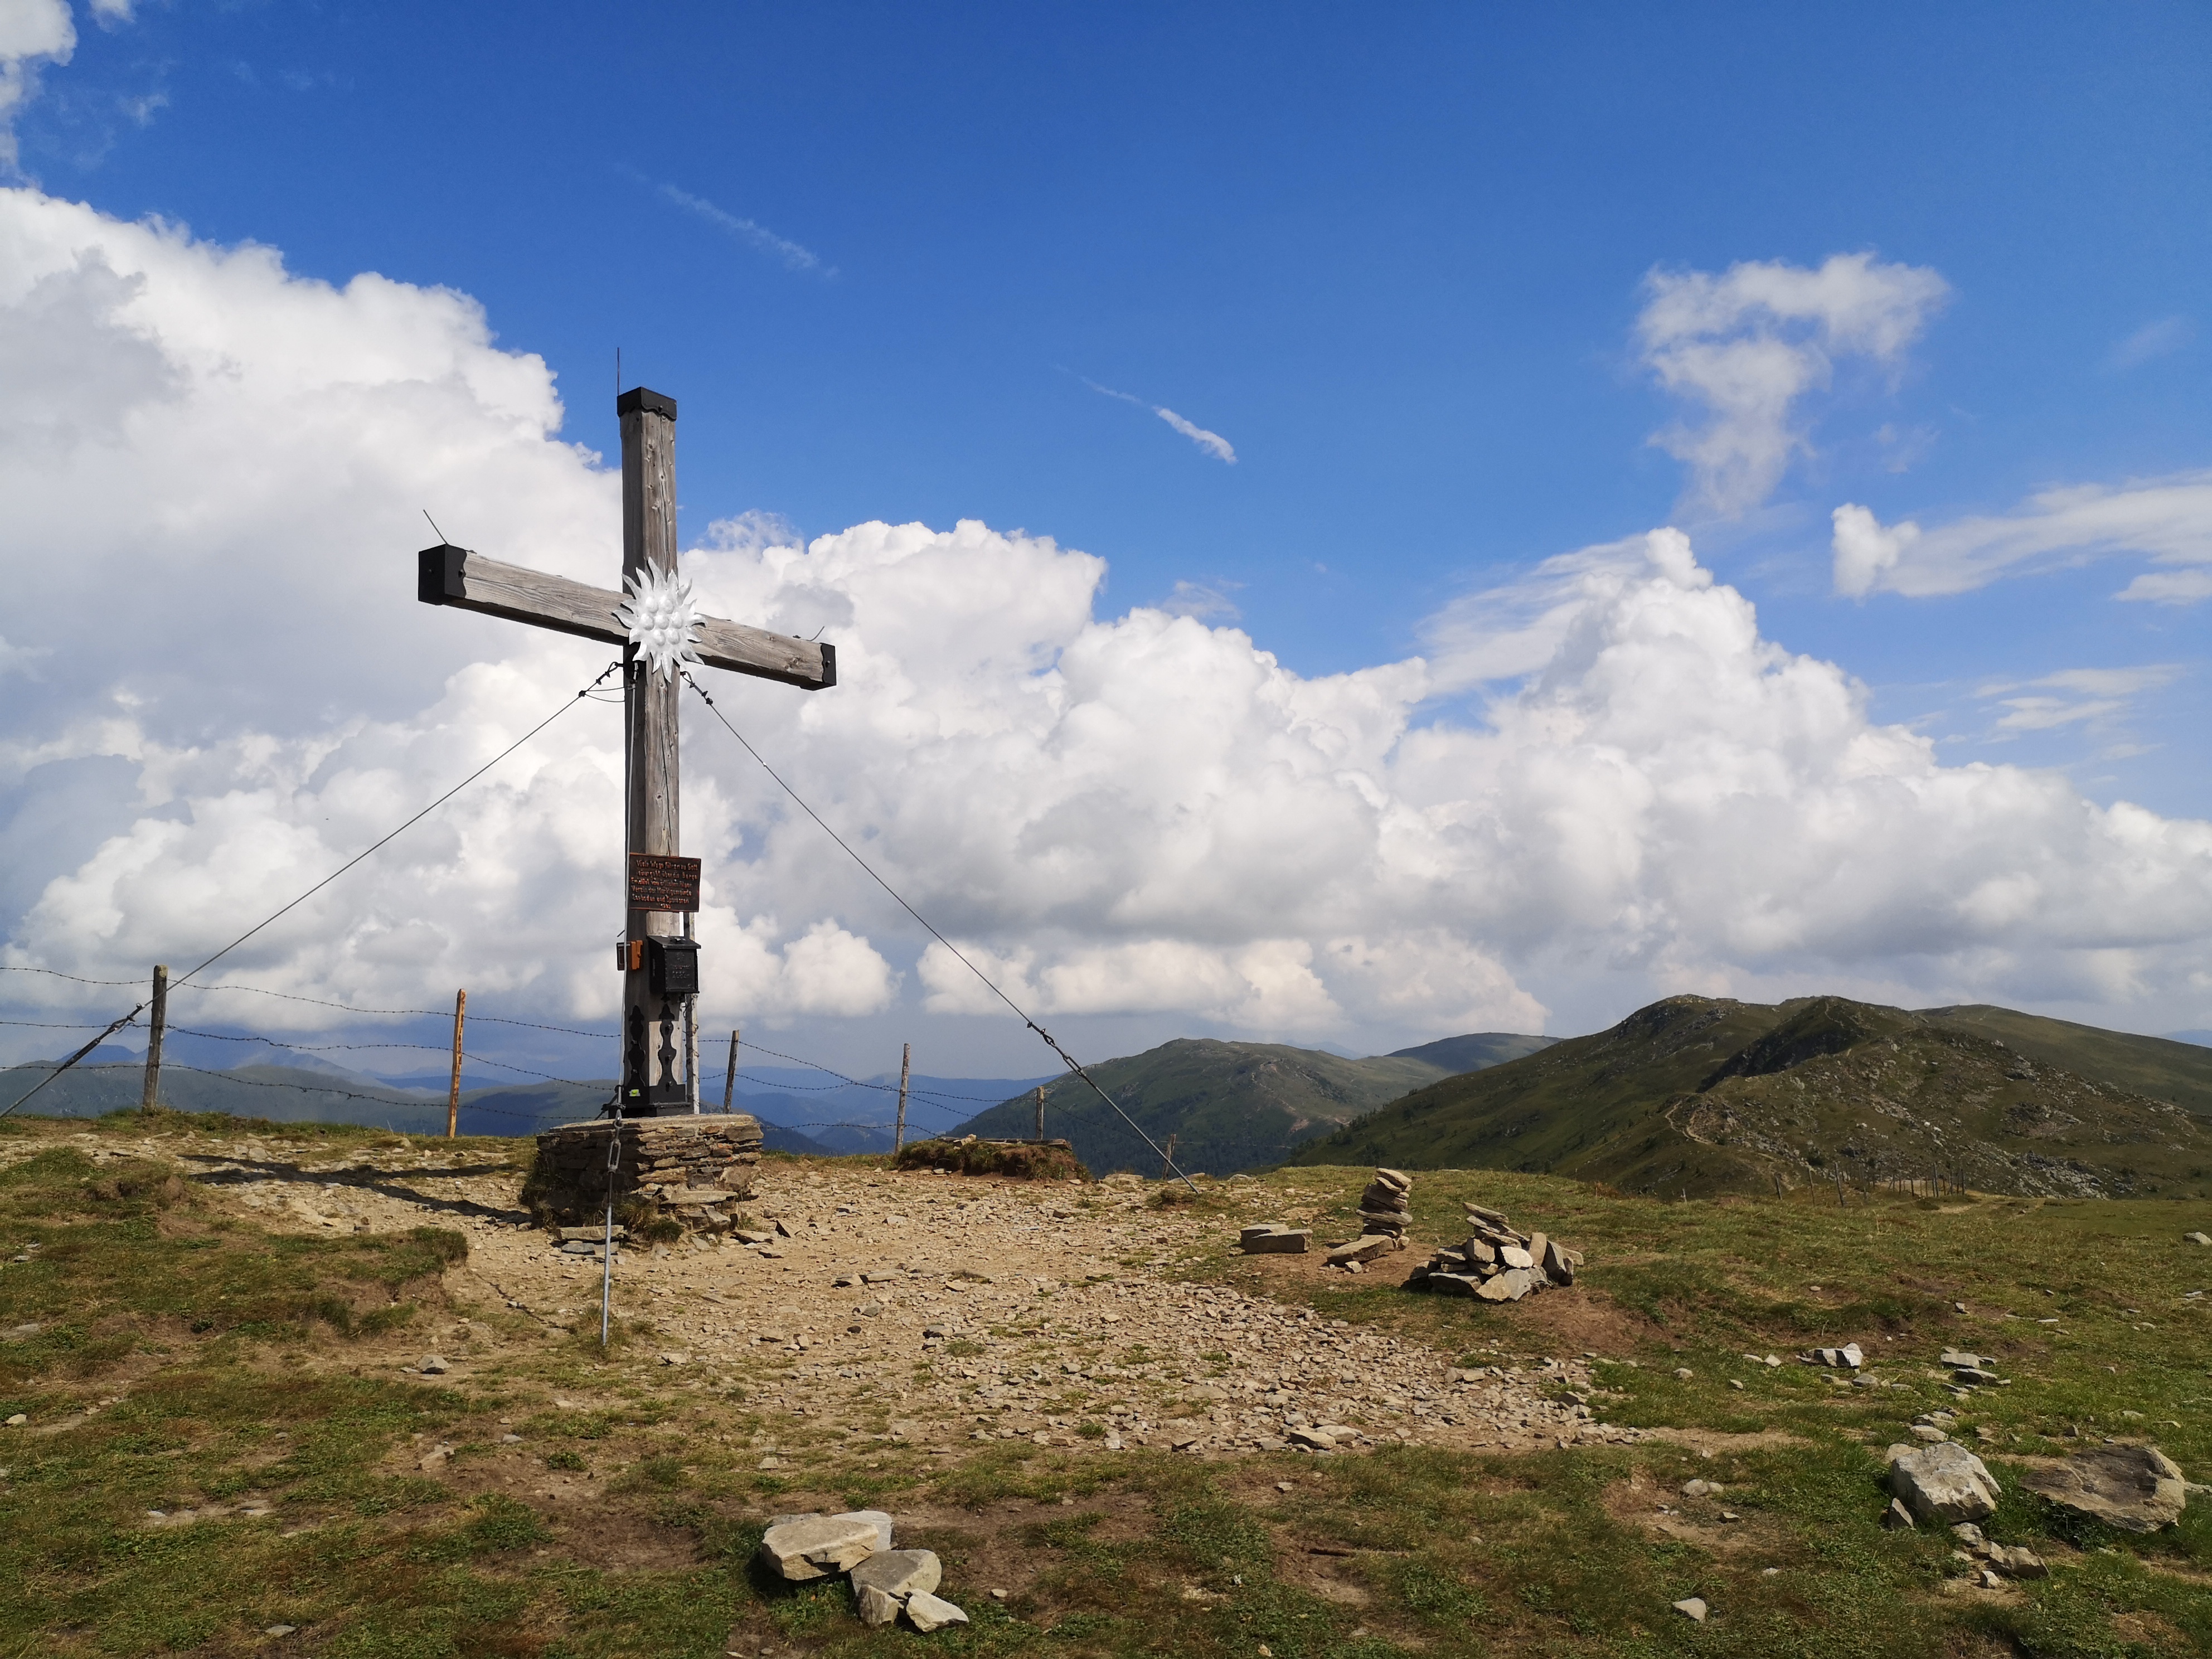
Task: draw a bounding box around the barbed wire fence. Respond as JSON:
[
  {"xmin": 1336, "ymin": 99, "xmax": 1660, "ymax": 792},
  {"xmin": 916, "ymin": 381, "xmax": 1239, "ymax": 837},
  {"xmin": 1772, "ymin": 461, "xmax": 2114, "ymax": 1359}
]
[
  {"xmin": 0, "ymin": 656, "xmax": 1185, "ymax": 1177},
  {"xmin": 0, "ymin": 969, "xmax": 1025, "ymax": 1140}
]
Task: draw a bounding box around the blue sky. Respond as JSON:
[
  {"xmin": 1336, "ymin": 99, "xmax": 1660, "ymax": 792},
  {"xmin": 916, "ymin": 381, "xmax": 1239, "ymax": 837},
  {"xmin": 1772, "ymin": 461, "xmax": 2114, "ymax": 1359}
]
[
  {"xmin": 2, "ymin": 2, "xmax": 2208, "ymax": 1078},
  {"xmin": 33, "ymin": 3, "xmax": 2208, "ymax": 777}
]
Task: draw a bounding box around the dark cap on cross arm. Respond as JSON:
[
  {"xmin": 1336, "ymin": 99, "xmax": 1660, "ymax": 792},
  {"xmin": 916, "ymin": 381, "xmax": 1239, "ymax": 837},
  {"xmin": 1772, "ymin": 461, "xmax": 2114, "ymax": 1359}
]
[{"xmin": 616, "ymin": 387, "xmax": 677, "ymax": 420}]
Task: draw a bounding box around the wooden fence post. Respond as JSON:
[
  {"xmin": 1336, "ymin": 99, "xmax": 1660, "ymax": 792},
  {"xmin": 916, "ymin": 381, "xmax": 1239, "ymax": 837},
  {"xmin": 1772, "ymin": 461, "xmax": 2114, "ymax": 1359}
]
[
  {"xmin": 1161, "ymin": 1133, "xmax": 1177, "ymax": 1183},
  {"xmin": 1034, "ymin": 1084, "xmax": 1044, "ymax": 1143},
  {"xmin": 139, "ymin": 964, "xmax": 167, "ymax": 1112},
  {"xmin": 895, "ymin": 1042, "xmax": 910, "ymax": 1152},
  {"xmin": 446, "ymin": 988, "xmax": 466, "ymax": 1138},
  {"xmin": 723, "ymin": 1029, "xmax": 739, "ymax": 1113}
]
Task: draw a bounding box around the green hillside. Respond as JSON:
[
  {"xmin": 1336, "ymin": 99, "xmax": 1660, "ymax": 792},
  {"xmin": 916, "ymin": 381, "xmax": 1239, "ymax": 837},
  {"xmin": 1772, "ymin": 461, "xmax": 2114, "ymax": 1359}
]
[
  {"xmin": 1919, "ymin": 1002, "xmax": 2212, "ymax": 1116},
  {"xmin": 1386, "ymin": 1031, "xmax": 1557, "ymax": 1071},
  {"xmin": 953, "ymin": 1038, "xmax": 1462, "ymax": 1176},
  {"xmin": 1288, "ymin": 993, "xmax": 2212, "ymax": 1199}
]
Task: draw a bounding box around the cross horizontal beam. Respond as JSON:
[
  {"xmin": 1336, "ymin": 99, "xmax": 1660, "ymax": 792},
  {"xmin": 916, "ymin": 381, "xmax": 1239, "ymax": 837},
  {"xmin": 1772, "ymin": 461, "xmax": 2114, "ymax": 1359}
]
[{"xmin": 416, "ymin": 544, "xmax": 835, "ymax": 691}]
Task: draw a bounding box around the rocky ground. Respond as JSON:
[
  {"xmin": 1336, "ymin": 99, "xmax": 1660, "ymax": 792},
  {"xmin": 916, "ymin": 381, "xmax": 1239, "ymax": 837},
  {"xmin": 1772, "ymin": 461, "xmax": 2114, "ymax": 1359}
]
[{"xmin": 6, "ymin": 1124, "xmax": 1618, "ymax": 1462}]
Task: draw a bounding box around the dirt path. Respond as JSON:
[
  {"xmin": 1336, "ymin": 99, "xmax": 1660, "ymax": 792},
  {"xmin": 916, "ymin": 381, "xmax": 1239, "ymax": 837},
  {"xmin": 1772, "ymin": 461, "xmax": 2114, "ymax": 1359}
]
[{"xmin": 14, "ymin": 1125, "xmax": 1628, "ymax": 1460}]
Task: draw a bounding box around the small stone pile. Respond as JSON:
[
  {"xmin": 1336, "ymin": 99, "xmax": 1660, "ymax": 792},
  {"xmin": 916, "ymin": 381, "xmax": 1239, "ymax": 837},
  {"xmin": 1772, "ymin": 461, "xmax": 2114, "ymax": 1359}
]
[
  {"xmin": 758, "ymin": 1510, "xmax": 969, "ymax": 1632},
  {"xmin": 1358, "ymin": 1168, "xmax": 1413, "ymax": 1236},
  {"xmin": 1409, "ymin": 1199, "xmax": 1582, "ymax": 1302},
  {"xmin": 1320, "ymin": 1168, "xmax": 1415, "ymax": 1270}
]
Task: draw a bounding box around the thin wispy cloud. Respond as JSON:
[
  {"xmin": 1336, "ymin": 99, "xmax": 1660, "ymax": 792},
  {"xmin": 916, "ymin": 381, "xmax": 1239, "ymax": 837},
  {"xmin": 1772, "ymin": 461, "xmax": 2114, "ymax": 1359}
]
[
  {"xmin": 1081, "ymin": 377, "xmax": 1238, "ymax": 464},
  {"xmin": 656, "ymin": 183, "xmax": 829, "ymax": 275},
  {"xmin": 1831, "ymin": 471, "xmax": 2212, "ymax": 603},
  {"xmin": 1159, "ymin": 579, "xmax": 1243, "ymax": 621},
  {"xmin": 2106, "ymin": 315, "xmax": 2195, "ymax": 372},
  {"xmin": 1975, "ymin": 663, "xmax": 2182, "ymax": 736}
]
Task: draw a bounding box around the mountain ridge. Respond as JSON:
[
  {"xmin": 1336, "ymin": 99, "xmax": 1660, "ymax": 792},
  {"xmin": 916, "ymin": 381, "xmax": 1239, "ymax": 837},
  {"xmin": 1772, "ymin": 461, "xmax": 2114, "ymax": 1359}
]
[{"xmin": 1288, "ymin": 993, "xmax": 2212, "ymax": 1199}]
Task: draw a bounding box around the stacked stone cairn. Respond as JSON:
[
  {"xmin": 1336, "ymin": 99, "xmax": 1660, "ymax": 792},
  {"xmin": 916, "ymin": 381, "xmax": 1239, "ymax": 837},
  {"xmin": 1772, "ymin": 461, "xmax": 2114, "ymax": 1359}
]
[
  {"xmin": 1409, "ymin": 1199, "xmax": 1583, "ymax": 1302},
  {"xmin": 1323, "ymin": 1167, "xmax": 1415, "ymax": 1270},
  {"xmin": 756, "ymin": 1509, "xmax": 968, "ymax": 1632}
]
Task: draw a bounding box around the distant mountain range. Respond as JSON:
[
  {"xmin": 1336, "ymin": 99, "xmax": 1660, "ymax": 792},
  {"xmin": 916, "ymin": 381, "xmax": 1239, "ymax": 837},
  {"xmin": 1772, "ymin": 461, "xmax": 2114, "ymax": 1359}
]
[
  {"xmin": 0, "ymin": 1044, "xmax": 1046, "ymax": 1159},
  {"xmin": 20, "ymin": 997, "xmax": 2203, "ymax": 1200},
  {"xmin": 1288, "ymin": 995, "xmax": 2212, "ymax": 1199},
  {"xmin": 948, "ymin": 1034, "xmax": 1557, "ymax": 1176}
]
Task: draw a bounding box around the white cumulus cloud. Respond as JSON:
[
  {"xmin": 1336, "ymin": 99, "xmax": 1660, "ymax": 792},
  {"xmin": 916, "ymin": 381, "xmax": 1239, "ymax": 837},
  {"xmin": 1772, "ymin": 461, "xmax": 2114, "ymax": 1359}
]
[
  {"xmin": 0, "ymin": 0, "xmax": 74, "ymax": 168},
  {"xmin": 1, "ymin": 188, "xmax": 2209, "ymax": 1064},
  {"xmin": 1639, "ymin": 253, "xmax": 1949, "ymax": 517}
]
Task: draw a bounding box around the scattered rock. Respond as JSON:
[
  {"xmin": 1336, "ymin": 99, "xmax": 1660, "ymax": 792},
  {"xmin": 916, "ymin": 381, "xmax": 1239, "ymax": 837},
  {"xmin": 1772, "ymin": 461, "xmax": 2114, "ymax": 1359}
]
[
  {"xmin": 1802, "ymin": 1344, "xmax": 1864, "ymax": 1370},
  {"xmin": 2019, "ymin": 1444, "xmax": 2188, "ymax": 1533},
  {"xmin": 850, "ymin": 1546, "xmax": 942, "ymax": 1622},
  {"xmin": 3, "ymin": 1415, "xmax": 24, "ymax": 1428},
  {"xmin": 1910, "ymin": 1424, "xmax": 1949, "ymax": 1443},
  {"xmin": 758, "ymin": 1514, "xmax": 885, "ymax": 1580},
  {"xmin": 2185, "ymin": 1231, "xmax": 2209, "ymax": 1246},
  {"xmin": 855, "ymin": 1583, "xmax": 902, "ymax": 1627},
  {"xmin": 1673, "ymin": 1367, "xmax": 1695, "ymax": 1381},
  {"xmin": 904, "ymin": 1590, "xmax": 970, "ymax": 1632},
  {"xmin": 1475, "ymin": 1268, "xmax": 1537, "ymax": 1302},
  {"xmin": 1288, "ymin": 1427, "xmax": 1337, "ymax": 1451},
  {"xmin": 1881, "ymin": 1497, "xmax": 1916, "ymax": 1530},
  {"xmin": 263, "ymin": 1626, "xmax": 296, "ymax": 1638},
  {"xmin": 1672, "ymin": 1597, "xmax": 1708, "ymax": 1623},
  {"xmin": 1238, "ymin": 1225, "xmax": 1311, "ymax": 1254},
  {"xmin": 1326, "ymin": 1235, "xmax": 1397, "ymax": 1267},
  {"xmin": 418, "ymin": 1355, "xmax": 450, "ymax": 1375},
  {"xmin": 1887, "ymin": 1442, "xmax": 2001, "ymax": 1524}
]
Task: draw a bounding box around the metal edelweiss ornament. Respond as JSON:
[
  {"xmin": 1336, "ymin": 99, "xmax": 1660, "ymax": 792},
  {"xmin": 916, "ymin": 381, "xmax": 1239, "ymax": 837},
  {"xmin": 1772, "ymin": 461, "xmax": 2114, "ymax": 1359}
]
[{"xmin": 615, "ymin": 564, "xmax": 703, "ymax": 680}]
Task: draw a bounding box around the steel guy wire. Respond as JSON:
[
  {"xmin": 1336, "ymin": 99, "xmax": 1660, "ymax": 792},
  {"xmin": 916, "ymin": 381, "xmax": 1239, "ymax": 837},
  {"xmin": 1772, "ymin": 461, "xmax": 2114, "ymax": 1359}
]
[
  {"xmin": 681, "ymin": 671, "xmax": 1195, "ymax": 1190},
  {"xmin": 2, "ymin": 663, "xmax": 620, "ymax": 1119}
]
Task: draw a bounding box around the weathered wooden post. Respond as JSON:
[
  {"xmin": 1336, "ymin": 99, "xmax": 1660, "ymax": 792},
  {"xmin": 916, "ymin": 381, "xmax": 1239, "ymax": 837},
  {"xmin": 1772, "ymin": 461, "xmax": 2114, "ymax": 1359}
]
[
  {"xmin": 1034, "ymin": 1085, "xmax": 1045, "ymax": 1142},
  {"xmin": 447, "ymin": 988, "xmax": 467, "ymax": 1137},
  {"xmin": 1161, "ymin": 1132, "xmax": 1177, "ymax": 1182},
  {"xmin": 621, "ymin": 389, "xmax": 686, "ymax": 1110},
  {"xmin": 894, "ymin": 1042, "xmax": 911, "ymax": 1152},
  {"xmin": 139, "ymin": 964, "xmax": 167, "ymax": 1112},
  {"xmin": 723, "ymin": 1028, "xmax": 740, "ymax": 1114}
]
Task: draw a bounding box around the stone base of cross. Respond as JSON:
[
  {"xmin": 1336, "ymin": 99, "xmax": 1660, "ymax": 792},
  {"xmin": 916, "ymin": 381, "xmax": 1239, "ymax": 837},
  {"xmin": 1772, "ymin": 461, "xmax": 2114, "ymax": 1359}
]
[{"xmin": 416, "ymin": 387, "xmax": 835, "ymax": 1114}]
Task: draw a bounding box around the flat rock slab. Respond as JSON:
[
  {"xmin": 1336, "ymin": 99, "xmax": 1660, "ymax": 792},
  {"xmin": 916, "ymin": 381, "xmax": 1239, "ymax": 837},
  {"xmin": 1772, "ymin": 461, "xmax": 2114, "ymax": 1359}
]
[
  {"xmin": 1476, "ymin": 1268, "xmax": 1536, "ymax": 1302},
  {"xmin": 1239, "ymin": 1227, "xmax": 1310, "ymax": 1254},
  {"xmin": 1887, "ymin": 1442, "xmax": 2001, "ymax": 1524},
  {"xmin": 758, "ymin": 1514, "xmax": 884, "ymax": 1580},
  {"xmin": 851, "ymin": 1549, "xmax": 941, "ymax": 1600},
  {"xmin": 1326, "ymin": 1235, "xmax": 1397, "ymax": 1265},
  {"xmin": 855, "ymin": 1583, "xmax": 903, "ymax": 1627},
  {"xmin": 905, "ymin": 1590, "xmax": 969, "ymax": 1632},
  {"xmin": 2019, "ymin": 1445, "xmax": 2188, "ymax": 1533}
]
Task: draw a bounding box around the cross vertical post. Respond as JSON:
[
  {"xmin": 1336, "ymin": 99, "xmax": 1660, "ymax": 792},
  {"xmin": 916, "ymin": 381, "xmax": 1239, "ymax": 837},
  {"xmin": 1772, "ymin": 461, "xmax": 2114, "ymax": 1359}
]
[{"xmin": 620, "ymin": 388, "xmax": 684, "ymax": 1109}]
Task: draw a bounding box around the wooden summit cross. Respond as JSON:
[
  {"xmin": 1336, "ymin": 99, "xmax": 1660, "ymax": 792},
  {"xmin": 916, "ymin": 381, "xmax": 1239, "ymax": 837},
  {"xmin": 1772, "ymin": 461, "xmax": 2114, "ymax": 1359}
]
[{"xmin": 416, "ymin": 387, "xmax": 834, "ymax": 1115}]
